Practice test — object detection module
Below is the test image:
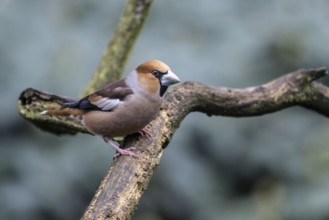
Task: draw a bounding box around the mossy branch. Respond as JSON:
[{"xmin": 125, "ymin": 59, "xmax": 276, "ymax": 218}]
[{"xmin": 81, "ymin": 0, "xmax": 153, "ymax": 96}]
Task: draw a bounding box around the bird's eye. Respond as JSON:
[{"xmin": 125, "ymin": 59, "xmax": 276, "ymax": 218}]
[{"xmin": 152, "ymin": 70, "xmax": 160, "ymax": 77}]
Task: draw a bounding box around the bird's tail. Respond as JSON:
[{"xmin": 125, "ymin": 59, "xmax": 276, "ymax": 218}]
[
  {"xmin": 40, "ymin": 108, "xmax": 84, "ymax": 117},
  {"xmin": 40, "ymin": 99, "xmax": 85, "ymax": 118}
]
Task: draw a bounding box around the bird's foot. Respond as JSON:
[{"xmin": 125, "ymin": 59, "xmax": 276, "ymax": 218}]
[
  {"xmin": 113, "ymin": 147, "xmax": 138, "ymax": 159},
  {"xmin": 138, "ymin": 127, "xmax": 153, "ymax": 139},
  {"xmin": 103, "ymin": 137, "xmax": 138, "ymax": 159}
]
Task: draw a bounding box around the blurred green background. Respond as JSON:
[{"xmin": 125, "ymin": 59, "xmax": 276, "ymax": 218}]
[{"xmin": 2, "ymin": 0, "xmax": 329, "ymax": 219}]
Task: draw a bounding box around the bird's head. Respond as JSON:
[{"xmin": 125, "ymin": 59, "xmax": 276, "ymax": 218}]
[{"xmin": 135, "ymin": 59, "xmax": 180, "ymax": 96}]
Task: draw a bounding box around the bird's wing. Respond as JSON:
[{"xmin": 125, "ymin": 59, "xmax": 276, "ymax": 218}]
[{"xmin": 62, "ymin": 79, "xmax": 134, "ymax": 111}]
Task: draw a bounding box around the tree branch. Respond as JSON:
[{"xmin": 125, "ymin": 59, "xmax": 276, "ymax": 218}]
[
  {"xmin": 180, "ymin": 67, "xmax": 329, "ymax": 117},
  {"xmin": 16, "ymin": 0, "xmax": 329, "ymax": 219},
  {"xmin": 18, "ymin": 67, "xmax": 329, "ymax": 219},
  {"xmin": 18, "ymin": 67, "xmax": 329, "ymax": 135},
  {"xmin": 81, "ymin": 67, "xmax": 329, "ymax": 220},
  {"xmin": 81, "ymin": 0, "xmax": 153, "ymax": 96}
]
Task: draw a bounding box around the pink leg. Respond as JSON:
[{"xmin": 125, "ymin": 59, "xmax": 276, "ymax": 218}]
[
  {"xmin": 138, "ymin": 127, "xmax": 153, "ymax": 139},
  {"xmin": 104, "ymin": 137, "xmax": 138, "ymax": 159}
]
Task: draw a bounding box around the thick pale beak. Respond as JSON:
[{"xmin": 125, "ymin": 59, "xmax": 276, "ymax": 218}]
[{"xmin": 161, "ymin": 69, "xmax": 181, "ymax": 86}]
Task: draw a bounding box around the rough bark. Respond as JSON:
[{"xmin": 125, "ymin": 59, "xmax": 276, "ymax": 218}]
[
  {"xmin": 18, "ymin": 67, "xmax": 329, "ymax": 219},
  {"xmin": 16, "ymin": 0, "xmax": 329, "ymax": 219}
]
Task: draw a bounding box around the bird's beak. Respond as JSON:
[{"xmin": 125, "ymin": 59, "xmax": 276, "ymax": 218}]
[{"xmin": 161, "ymin": 69, "xmax": 181, "ymax": 86}]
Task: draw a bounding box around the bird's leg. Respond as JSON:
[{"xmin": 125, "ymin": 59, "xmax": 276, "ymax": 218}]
[
  {"xmin": 103, "ymin": 137, "xmax": 138, "ymax": 159},
  {"xmin": 137, "ymin": 127, "xmax": 153, "ymax": 139}
]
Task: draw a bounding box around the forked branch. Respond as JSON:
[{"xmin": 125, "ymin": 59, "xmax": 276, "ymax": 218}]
[
  {"xmin": 16, "ymin": 0, "xmax": 329, "ymax": 219},
  {"xmin": 17, "ymin": 67, "xmax": 329, "ymax": 219}
]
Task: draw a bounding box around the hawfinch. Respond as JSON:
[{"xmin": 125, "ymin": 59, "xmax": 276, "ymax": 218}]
[{"xmin": 41, "ymin": 60, "xmax": 180, "ymax": 158}]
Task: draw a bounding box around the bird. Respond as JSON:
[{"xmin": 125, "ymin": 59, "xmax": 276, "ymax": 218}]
[{"xmin": 41, "ymin": 59, "xmax": 180, "ymax": 158}]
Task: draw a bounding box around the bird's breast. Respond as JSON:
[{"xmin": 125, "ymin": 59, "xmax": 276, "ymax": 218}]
[{"xmin": 82, "ymin": 94, "xmax": 161, "ymax": 137}]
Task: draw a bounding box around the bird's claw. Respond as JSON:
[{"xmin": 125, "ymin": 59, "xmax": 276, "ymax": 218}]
[
  {"xmin": 113, "ymin": 147, "xmax": 138, "ymax": 159},
  {"xmin": 104, "ymin": 137, "xmax": 138, "ymax": 159},
  {"xmin": 138, "ymin": 127, "xmax": 153, "ymax": 139}
]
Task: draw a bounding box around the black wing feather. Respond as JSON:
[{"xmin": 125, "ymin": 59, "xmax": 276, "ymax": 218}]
[
  {"xmin": 61, "ymin": 79, "xmax": 134, "ymax": 111},
  {"xmin": 62, "ymin": 98, "xmax": 100, "ymax": 110}
]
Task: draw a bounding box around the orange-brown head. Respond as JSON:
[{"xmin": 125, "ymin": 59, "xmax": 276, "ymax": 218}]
[{"xmin": 134, "ymin": 59, "xmax": 180, "ymax": 96}]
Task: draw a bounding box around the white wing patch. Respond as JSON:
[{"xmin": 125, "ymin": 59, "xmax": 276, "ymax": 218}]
[{"xmin": 93, "ymin": 98, "xmax": 122, "ymax": 111}]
